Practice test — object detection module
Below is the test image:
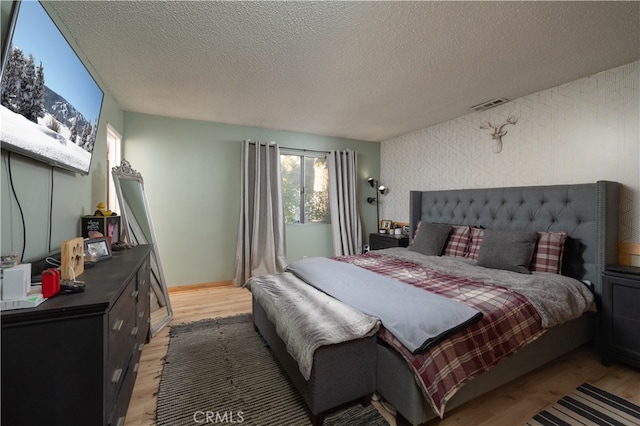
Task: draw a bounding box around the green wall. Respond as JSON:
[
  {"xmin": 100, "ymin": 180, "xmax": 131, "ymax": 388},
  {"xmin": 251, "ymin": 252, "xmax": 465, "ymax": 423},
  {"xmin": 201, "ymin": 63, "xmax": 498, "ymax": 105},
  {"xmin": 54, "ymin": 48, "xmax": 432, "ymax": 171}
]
[
  {"xmin": 1, "ymin": 1, "xmax": 124, "ymax": 261},
  {"xmin": 123, "ymin": 112, "xmax": 380, "ymax": 287}
]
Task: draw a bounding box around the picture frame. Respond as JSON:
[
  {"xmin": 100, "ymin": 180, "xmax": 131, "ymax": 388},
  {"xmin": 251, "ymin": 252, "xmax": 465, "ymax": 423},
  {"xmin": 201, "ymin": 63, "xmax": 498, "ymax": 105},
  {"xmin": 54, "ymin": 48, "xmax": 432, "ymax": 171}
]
[
  {"xmin": 380, "ymin": 220, "xmax": 392, "ymax": 230},
  {"xmin": 84, "ymin": 237, "xmax": 112, "ymax": 261}
]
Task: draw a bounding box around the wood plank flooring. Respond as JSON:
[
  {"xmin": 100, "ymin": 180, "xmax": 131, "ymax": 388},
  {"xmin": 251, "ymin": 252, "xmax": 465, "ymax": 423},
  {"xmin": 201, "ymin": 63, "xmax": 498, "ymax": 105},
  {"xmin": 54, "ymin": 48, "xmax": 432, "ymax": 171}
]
[{"xmin": 125, "ymin": 284, "xmax": 640, "ymax": 426}]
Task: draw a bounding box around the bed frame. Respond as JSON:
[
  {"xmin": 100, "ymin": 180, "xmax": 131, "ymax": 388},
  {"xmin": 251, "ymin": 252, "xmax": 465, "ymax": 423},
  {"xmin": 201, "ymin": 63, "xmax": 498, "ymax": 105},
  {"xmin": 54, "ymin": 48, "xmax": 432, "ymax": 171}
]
[
  {"xmin": 377, "ymin": 181, "xmax": 620, "ymax": 425},
  {"xmin": 252, "ymin": 181, "xmax": 620, "ymax": 425}
]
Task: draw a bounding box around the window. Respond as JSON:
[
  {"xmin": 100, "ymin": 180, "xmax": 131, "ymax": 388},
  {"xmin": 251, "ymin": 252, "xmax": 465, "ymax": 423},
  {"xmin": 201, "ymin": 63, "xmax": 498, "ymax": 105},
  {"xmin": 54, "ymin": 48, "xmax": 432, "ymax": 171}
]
[
  {"xmin": 281, "ymin": 151, "xmax": 330, "ymax": 224},
  {"xmin": 106, "ymin": 124, "xmax": 122, "ymax": 213}
]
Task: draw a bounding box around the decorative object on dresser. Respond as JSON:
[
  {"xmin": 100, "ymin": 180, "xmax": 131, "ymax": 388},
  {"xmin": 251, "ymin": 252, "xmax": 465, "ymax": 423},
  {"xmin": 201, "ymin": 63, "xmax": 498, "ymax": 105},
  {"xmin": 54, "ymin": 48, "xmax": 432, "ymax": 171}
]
[
  {"xmin": 369, "ymin": 232, "xmax": 409, "ymax": 250},
  {"xmin": 82, "ymin": 214, "xmax": 121, "ymax": 244},
  {"xmin": 599, "ymin": 264, "xmax": 640, "ymax": 369},
  {"xmin": 112, "ymin": 159, "xmax": 173, "ymax": 337},
  {"xmin": 1, "ymin": 245, "xmax": 152, "ymax": 426}
]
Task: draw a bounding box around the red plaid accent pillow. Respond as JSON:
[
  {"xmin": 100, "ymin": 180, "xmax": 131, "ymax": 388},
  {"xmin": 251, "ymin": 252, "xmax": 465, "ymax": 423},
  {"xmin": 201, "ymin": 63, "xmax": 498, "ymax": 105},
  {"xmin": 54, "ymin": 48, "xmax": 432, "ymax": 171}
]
[
  {"xmin": 530, "ymin": 231, "xmax": 568, "ymax": 274},
  {"xmin": 443, "ymin": 225, "xmax": 470, "ymax": 257},
  {"xmin": 467, "ymin": 227, "xmax": 484, "ymax": 260}
]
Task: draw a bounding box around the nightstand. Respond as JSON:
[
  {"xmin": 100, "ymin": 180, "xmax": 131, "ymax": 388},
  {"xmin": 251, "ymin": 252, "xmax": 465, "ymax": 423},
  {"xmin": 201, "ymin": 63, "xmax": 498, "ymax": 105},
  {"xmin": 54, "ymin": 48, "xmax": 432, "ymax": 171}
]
[
  {"xmin": 599, "ymin": 264, "xmax": 640, "ymax": 368},
  {"xmin": 369, "ymin": 233, "xmax": 409, "ymax": 250}
]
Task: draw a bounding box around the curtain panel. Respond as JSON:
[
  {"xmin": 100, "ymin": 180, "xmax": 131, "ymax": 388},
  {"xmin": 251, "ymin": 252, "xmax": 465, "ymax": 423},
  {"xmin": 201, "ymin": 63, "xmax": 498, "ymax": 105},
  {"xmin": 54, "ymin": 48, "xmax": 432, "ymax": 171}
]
[
  {"xmin": 328, "ymin": 149, "xmax": 362, "ymax": 256},
  {"xmin": 233, "ymin": 140, "xmax": 287, "ymax": 286}
]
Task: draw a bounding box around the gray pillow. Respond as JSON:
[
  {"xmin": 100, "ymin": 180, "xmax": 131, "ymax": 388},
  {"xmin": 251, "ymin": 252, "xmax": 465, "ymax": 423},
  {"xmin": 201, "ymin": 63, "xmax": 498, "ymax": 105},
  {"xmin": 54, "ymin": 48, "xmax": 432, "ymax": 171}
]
[
  {"xmin": 408, "ymin": 222, "xmax": 452, "ymax": 256},
  {"xmin": 476, "ymin": 229, "xmax": 538, "ymax": 274}
]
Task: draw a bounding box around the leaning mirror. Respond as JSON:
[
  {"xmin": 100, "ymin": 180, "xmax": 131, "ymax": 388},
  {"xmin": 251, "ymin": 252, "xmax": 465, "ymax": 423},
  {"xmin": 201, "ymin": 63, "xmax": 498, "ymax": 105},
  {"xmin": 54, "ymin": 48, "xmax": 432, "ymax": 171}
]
[{"xmin": 112, "ymin": 159, "xmax": 173, "ymax": 336}]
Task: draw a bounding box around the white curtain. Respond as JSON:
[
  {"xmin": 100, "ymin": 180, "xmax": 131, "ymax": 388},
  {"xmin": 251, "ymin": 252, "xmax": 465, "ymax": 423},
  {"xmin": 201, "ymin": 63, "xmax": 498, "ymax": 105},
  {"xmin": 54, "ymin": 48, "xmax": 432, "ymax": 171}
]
[
  {"xmin": 328, "ymin": 149, "xmax": 362, "ymax": 256},
  {"xmin": 233, "ymin": 140, "xmax": 287, "ymax": 287}
]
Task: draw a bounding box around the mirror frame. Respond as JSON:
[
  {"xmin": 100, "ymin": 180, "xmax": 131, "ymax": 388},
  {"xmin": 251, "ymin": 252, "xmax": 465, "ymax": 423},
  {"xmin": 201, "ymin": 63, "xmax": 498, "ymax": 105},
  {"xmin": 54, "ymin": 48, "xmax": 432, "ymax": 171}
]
[{"xmin": 112, "ymin": 159, "xmax": 173, "ymax": 336}]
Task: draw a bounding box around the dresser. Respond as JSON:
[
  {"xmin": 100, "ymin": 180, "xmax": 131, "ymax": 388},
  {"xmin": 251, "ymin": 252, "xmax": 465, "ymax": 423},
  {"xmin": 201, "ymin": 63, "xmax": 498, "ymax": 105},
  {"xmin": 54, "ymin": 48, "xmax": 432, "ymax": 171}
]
[
  {"xmin": 369, "ymin": 233, "xmax": 409, "ymax": 250},
  {"xmin": 1, "ymin": 245, "xmax": 152, "ymax": 426},
  {"xmin": 599, "ymin": 264, "xmax": 640, "ymax": 369}
]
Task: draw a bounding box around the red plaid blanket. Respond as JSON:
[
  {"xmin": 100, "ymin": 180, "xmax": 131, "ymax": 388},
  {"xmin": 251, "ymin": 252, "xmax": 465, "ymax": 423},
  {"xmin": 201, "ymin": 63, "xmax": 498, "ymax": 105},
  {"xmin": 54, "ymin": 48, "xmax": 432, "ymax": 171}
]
[{"xmin": 334, "ymin": 252, "xmax": 544, "ymax": 417}]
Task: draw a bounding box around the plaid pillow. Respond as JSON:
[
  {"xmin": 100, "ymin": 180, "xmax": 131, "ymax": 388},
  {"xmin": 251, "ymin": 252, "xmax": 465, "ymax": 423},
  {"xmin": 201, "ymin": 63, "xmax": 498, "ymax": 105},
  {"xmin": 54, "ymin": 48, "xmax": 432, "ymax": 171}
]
[
  {"xmin": 467, "ymin": 227, "xmax": 484, "ymax": 260},
  {"xmin": 530, "ymin": 231, "xmax": 568, "ymax": 274},
  {"xmin": 443, "ymin": 225, "xmax": 470, "ymax": 257}
]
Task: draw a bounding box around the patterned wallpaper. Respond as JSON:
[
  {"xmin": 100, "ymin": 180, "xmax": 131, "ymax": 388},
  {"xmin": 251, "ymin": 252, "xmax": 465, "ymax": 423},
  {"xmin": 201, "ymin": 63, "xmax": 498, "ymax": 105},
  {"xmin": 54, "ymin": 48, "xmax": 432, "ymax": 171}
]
[{"xmin": 381, "ymin": 61, "xmax": 639, "ymax": 243}]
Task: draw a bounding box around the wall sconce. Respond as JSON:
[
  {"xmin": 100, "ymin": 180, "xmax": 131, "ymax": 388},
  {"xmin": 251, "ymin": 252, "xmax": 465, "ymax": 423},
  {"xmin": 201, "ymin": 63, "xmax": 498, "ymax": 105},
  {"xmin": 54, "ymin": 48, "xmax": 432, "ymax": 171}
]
[
  {"xmin": 366, "ymin": 177, "xmax": 387, "ymax": 227},
  {"xmin": 480, "ymin": 115, "xmax": 517, "ymax": 153}
]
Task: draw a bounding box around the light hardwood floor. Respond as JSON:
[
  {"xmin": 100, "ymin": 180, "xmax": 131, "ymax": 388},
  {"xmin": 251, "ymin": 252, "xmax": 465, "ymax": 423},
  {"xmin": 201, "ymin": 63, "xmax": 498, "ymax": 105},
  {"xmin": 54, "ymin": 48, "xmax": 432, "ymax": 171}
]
[{"xmin": 125, "ymin": 284, "xmax": 640, "ymax": 426}]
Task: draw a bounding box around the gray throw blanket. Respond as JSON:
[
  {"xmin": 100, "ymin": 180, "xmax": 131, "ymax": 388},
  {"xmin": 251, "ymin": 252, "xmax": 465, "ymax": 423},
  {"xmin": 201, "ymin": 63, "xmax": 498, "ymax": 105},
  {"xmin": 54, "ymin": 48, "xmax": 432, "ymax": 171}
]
[
  {"xmin": 287, "ymin": 257, "xmax": 483, "ymax": 354},
  {"xmin": 248, "ymin": 272, "xmax": 380, "ymax": 380}
]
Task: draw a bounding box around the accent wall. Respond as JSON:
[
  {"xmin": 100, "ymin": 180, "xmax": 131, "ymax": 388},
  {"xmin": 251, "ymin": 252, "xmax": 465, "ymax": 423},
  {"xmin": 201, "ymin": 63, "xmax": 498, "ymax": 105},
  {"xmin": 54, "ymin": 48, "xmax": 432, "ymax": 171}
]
[{"xmin": 380, "ymin": 61, "xmax": 639, "ymax": 245}]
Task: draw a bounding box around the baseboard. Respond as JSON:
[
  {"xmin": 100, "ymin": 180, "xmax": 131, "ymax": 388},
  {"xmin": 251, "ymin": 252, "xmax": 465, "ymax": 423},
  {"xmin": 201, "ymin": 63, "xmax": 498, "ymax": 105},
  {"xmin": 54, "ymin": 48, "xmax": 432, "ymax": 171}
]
[{"xmin": 168, "ymin": 280, "xmax": 233, "ymax": 293}]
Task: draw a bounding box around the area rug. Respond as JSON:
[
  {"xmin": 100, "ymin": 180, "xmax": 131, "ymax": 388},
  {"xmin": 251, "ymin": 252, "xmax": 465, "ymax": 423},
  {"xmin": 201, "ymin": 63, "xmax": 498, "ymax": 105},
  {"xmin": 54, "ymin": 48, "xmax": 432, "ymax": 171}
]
[
  {"xmin": 155, "ymin": 313, "xmax": 388, "ymax": 425},
  {"xmin": 526, "ymin": 382, "xmax": 640, "ymax": 426}
]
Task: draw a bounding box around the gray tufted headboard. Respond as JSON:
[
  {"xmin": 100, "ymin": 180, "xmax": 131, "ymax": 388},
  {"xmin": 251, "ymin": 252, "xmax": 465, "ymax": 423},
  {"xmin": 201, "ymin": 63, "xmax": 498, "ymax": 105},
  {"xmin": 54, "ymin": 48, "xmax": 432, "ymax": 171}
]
[{"xmin": 409, "ymin": 181, "xmax": 619, "ymax": 295}]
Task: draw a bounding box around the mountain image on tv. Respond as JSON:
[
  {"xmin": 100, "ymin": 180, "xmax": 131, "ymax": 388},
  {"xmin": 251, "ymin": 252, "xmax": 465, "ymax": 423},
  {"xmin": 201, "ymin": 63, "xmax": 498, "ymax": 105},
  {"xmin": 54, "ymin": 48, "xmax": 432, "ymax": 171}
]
[
  {"xmin": 1, "ymin": 45, "xmax": 97, "ymax": 171},
  {"xmin": 0, "ymin": 1, "xmax": 104, "ymax": 175}
]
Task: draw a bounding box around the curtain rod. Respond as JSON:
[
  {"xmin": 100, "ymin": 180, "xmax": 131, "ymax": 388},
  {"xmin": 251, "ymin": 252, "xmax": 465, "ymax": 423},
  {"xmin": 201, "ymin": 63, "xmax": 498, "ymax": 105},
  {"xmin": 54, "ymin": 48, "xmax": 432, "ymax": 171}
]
[
  {"xmin": 245, "ymin": 140, "xmax": 330, "ymax": 155},
  {"xmin": 279, "ymin": 146, "xmax": 330, "ymax": 154}
]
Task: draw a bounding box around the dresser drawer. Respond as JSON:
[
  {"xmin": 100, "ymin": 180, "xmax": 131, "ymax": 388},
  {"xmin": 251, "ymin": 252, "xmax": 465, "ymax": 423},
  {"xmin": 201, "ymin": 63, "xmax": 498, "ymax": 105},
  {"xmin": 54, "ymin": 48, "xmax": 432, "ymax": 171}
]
[
  {"xmin": 108, "ymin": 278, "xmax": 137, "ymax": 342},
  {"xmin": 106, "ymin": 309, "xmax": 136, "ymax": 408}
]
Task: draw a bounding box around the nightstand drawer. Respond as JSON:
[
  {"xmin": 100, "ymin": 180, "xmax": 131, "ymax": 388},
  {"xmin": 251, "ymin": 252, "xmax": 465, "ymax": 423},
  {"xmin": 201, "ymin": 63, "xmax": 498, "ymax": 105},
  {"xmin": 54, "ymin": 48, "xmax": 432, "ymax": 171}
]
[{"xmin": 600, "ymin": 266, "xmax": 640, "ymax": 368}]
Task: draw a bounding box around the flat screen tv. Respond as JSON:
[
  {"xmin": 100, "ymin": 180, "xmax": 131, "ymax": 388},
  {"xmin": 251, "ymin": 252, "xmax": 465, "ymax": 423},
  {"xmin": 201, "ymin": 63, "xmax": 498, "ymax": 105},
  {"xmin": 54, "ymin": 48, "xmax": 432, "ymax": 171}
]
[{"xmin": 1, "ymin": 0, "xmax": 104, "ymax": 175}]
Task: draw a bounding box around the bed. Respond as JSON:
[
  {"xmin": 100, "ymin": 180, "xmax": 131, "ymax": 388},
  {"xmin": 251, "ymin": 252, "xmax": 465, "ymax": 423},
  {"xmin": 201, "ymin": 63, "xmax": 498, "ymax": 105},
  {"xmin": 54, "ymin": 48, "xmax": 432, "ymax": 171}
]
[{"xmin": 249, "ymin": 181, "xmax": 620, "ymax": 425}]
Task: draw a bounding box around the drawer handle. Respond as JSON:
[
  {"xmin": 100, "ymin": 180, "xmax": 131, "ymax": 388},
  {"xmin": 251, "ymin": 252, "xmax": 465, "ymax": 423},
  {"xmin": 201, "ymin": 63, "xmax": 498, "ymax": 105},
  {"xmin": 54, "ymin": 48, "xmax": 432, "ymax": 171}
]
[
  {"xmin": 112, "ymin": 319, "xmax": 124, "ymax": 332},
  {"xmin": 138, "ymin": 312, "xmax": 144, "ymax": 319},
  {"xmin": 133, "ymin": 362, "xmax": 139, "ymax": 373},
  {"xmin": 147, "ymin": 317, "xmax": 151, "ymax": 324},
  {"xmin": 117, "ymin": 417, "xmax": 126, "ymax": 426},
  {"xmin": 131, "ymin": 326, "xmax": 139, "ymax": 336},
  {"xmin": 112, "ymin": 368, "xmax": 123, "ymax": 384},
  {"xmin": 138, "ymin": 343, "xmax": 145, "ymax": 352},
  {"xmin": 131, "ymin": 290, "xmax": 139, "ymax": 298}
]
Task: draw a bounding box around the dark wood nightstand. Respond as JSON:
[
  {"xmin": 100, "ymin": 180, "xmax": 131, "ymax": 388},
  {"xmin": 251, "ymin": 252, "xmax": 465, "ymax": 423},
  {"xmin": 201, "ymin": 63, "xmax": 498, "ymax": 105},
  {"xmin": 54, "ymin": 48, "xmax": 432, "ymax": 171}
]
[
  {"xmin": 599, "ymin": 264, "xmax": 640, "ymax": 368},
  {"xmin": 369, "ymin": 233, "xmax": 409, "ymax": 250}
]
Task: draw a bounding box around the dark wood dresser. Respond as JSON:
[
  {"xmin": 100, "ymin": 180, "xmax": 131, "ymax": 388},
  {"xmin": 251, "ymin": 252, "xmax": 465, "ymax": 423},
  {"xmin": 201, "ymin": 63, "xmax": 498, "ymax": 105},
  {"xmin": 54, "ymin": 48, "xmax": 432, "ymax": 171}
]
[
  {"xmin": 1, "ymin": 245, "xmax": 152, "ymax": 426},
  {"xmin": 599, "ymin": 264, "xmax": 640, "ymax": 369},
  {"xmin": 369, "ymin": 232, "xmax": 409, "ymax": 250}
]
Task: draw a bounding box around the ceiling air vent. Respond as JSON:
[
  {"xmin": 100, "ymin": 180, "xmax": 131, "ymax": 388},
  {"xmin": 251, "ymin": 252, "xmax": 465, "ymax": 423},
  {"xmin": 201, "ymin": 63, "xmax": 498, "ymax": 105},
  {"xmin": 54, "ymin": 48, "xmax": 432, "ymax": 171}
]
[{"xmin": 470, "ymin": 98, "xmax": 510, "ymax": 112}]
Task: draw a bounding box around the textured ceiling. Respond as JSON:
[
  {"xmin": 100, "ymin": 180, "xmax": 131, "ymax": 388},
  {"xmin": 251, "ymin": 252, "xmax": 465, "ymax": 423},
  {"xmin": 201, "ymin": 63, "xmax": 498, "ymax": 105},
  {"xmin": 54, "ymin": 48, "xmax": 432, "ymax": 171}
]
[{"xmin": 46, "ymin": 1, "xmax": 640, "ymax": 142}]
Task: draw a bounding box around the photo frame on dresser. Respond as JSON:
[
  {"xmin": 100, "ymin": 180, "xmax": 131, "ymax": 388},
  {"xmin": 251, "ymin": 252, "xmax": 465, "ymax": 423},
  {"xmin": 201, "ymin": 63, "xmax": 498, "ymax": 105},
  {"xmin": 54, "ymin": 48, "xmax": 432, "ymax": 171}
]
[
  {"xmin": 84, "ymin": 237, "xmax": 112, "ymax": 261},
  {"xmin": 112, "ymin": 159, "xmax": 173, "ymax": 337}
]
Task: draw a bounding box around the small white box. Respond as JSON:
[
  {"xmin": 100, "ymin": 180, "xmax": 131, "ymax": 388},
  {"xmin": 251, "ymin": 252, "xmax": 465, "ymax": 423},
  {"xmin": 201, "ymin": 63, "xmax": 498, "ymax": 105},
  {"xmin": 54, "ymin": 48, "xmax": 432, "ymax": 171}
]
[{"xmin": 1, "ymin": 263, "xmax": 31, "ymax": 300}]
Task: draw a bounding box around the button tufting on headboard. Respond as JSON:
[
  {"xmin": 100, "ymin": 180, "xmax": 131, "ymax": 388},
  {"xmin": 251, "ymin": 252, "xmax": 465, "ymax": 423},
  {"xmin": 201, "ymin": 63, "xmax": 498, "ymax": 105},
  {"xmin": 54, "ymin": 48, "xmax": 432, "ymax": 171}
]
[{"xmin": 410, "ymin": 181, "xmax": 620, "ymax": 296}]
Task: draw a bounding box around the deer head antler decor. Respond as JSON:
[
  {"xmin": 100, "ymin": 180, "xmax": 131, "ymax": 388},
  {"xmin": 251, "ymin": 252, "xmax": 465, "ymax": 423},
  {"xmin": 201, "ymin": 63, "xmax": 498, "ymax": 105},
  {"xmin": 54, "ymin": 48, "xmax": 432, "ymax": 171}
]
[{"xmin": 480, "ymin": 115, "xmax": 518, "ymax": 153}]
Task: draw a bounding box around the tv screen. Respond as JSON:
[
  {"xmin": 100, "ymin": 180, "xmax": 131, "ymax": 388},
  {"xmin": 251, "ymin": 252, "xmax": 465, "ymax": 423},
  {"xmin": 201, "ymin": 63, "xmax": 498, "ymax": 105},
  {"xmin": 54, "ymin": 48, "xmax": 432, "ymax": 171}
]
[{"xmin": 1, "ymin": 1, "xmax": 104, "ymax": 175}]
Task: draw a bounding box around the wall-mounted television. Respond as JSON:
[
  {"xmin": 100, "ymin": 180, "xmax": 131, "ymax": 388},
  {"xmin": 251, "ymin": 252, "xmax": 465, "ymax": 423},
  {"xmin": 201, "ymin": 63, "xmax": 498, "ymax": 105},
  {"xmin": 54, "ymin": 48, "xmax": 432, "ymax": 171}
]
[{"xmin": 1, "ymin": 0, "xmax": 104, "ymax": 175}]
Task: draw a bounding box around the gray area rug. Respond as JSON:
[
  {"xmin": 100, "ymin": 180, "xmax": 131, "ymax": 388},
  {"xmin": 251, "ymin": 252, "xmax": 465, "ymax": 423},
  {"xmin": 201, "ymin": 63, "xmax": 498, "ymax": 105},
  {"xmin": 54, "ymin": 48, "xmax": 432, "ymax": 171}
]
[
  {"xmin": 156, "ymin": 313, "xmax": 388, "ymax": 425},
  {"xmin": 526, "ymin": 382, "xmax": 640, "ymax": 426}
]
